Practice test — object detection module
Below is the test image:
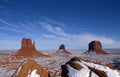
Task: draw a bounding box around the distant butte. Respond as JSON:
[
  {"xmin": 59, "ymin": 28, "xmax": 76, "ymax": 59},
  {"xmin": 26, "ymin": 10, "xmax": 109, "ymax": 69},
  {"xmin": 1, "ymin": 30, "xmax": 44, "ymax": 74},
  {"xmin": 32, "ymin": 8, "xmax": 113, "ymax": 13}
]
[
  {"xmin": 15, "ymin": 38, "xmax": 47, "ymax": 57},
  {"xmin": 86, "ymin": 40, "xmax": 107, "ymax": 54},
  {"xmin": 56, "ymin": 44, "xmax": 71, "ymax": 54}
]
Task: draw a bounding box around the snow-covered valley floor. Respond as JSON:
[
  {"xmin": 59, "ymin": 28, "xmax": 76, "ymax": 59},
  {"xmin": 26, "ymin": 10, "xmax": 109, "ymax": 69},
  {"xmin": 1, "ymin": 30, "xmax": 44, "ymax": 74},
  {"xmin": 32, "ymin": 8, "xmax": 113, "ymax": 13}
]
[{"xmin": 0, "ymin": 50, "xmax": 120, "ymax": 77}]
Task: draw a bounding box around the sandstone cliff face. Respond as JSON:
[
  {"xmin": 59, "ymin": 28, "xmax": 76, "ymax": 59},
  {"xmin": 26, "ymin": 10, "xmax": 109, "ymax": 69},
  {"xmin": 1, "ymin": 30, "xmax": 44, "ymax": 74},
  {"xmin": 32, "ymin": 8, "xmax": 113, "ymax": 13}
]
[
  {"xmin": 87, "ymin": 40, "xmax": 107, "ymax": 54},
  {"xmin": 12, "ymin": 59, "xmax": 50, "ymax": 77},
  {"xmin": 57, "ymin": 44, "xmax": 71, "ymax": 54},
  {"xmin": 21, "ymin": 38, "xmax": 35, "ymax": 50},
  {"xmin": 15, "ymin": 38, "xmax": 46, "ymax": 57}
]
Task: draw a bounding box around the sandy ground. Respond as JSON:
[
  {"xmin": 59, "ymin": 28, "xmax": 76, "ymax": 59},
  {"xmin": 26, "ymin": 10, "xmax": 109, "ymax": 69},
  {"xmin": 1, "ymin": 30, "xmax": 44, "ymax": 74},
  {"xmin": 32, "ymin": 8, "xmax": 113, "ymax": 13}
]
[{"xmin": 0, "ymin": 49, "xmax": 120, "ymax": 77}]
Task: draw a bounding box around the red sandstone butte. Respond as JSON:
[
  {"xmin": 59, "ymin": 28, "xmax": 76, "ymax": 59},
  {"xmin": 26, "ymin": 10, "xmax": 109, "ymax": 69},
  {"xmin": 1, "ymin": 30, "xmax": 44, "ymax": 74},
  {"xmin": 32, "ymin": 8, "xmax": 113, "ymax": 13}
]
[
  {"xmin": 56, "ymin": 44, "xmax": 71, "ymax": 54},
  {"xmin": 87, "ymin": 40, "xmax": 107, "ymax": 54},
  {"xmin": 15, "ymin": 38, "xmax": 47, "ymax": 57}
]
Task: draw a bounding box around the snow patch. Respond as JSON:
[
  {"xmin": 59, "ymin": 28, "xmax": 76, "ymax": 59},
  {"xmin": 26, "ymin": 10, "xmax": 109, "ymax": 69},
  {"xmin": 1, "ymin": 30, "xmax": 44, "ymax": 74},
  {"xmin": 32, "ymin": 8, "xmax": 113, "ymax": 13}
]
[
  {"xmin": 82, "ymin": 61, "xmax": 120, "ymax": 77},
  {"xmin": 67, "ymin": 61, "xmax": 90, "ymax": 77},
  {"xmin": 28, "ymin": 69, "xmax": 40, "ymax": 77},
  {"xmin": 91, "ymin": 72, "xmax": 99, "ymax": 77}
]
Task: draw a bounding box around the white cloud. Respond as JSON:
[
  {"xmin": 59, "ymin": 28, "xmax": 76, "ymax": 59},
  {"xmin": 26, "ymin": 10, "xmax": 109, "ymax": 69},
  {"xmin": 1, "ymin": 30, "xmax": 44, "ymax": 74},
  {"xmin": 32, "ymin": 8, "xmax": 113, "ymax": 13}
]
[
  {"xmin": 78, "ymin": 33, "xmax": 115, "ymax": 45},
  {"xmin": 42, "ymin": 17, "xmax": 66, "ymax": 28},
  {"xmin": 42, "ymin": 34, "xmax": 59, "ymax": 39},
  {"xmin": 0, "ymin": 19, "xmax": 120, "ymax": 50},
  {"xmin": 0, "ymin": 18, "xmax": 18, "ymax": 28},
  {"xmin": 0, "ymin": 18, "xmax": 44, "ymax": 37},
  {"xmin": 37, "ymin": 33, "xmax": 120, "ymax": 49},
  {"xmin": 54, "ymin": 27, "xmax": 69, "ymax": 36},
  {"xmin": 1, "ymin": 32, "xmax": 119, "ymax": 50},
  {"xmin": 39, "ymin": 22, "xmax": 69, "ymax": 37},
  {"xmin": 78, "ymin": 33, "xmax": 119, "ymax": 49},
  {"xmin": 38, "ymin": 21, "xmax": 120, "ymax": 49}
]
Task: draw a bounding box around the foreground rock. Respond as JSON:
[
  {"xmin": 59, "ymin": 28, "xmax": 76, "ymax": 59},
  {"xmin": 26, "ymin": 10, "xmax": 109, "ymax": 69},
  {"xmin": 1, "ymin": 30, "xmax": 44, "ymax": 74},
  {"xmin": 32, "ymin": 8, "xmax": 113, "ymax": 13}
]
[
  {"xmin": 61, "ymin": 57, "xmax": 120, "ymax": 77},
  {"xmin": 86, "ymin": 40, "xmax": 107, "ymax": 54},
  {"xmin": 12, "ymin": 59, "xmax": 50, "ymax": 77},
  {"xmin": 56, "ymin": 44, "xmax": 71, "ymax": 54},
  {"xmin": 14, "ymin": 38, "xmax": 47, "ymax": 57}
]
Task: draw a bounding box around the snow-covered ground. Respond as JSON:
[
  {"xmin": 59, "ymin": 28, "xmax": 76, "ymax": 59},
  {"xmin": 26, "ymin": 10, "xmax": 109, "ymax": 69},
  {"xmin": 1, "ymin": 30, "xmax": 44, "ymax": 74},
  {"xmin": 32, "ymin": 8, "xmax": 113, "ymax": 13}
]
[
  {"xmin": 0, "ymin": 50, "xmax": 120, "ymax": 77},
  {"xmin": 67, "ymin": 61, "xmax": 90, "ymax": 77},
  {"xmin": 82, "ymin": 61, "xmax": 120, "ymax": 77},
  {"xmin": 66, "ymin": 60, "xmax": 120, "ymax": 77}
]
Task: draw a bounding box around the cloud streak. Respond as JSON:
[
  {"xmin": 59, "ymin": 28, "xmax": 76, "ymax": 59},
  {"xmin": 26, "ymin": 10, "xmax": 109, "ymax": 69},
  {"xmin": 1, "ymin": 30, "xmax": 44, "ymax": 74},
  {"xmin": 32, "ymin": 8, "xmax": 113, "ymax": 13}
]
[
  {"xmin": 0, "ymin": 19, "xmax": 19, "ymax": 28},
  {"xmin": 38, "ymin": 32, "xmax": 120, "ymax": 49},
  {"xmin": 0, "ymin": 18, "xmax": 44, "ymax": 38},
  {"xmin": 42, "ymin": 17, "xmax": 66, "ymax": 28},
  {"xmin": 0, "ymin": 18, "xmax": 120, "ymax": 49},
  {"xmin": 39, "ymin": 21, "xmax": 120, "ymax": 49},
  {"xmin": 39, "ymin": 22, "xmax": 69, "ymax": 37},
  {"xmin": 0, "ymin": 0, "xmax": 11, "ymax": 9}
]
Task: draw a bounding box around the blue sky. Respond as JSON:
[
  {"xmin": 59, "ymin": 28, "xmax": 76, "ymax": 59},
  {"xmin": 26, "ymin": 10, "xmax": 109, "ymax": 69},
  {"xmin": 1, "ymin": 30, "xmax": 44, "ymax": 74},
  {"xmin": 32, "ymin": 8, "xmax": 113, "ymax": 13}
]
[{"xmin": 0, "ymin": 0, "xmax": 120, "ymax": 50}]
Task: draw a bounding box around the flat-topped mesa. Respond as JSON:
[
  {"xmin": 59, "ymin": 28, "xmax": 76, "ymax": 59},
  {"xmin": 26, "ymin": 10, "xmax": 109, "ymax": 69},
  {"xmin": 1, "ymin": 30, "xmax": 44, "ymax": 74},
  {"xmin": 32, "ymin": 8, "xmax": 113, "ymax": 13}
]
[
  {"xmin": 87, "ymin": 40, "xmax": 107, "ymax": 54},
  {"xmin": 57, "ymin": 44, "xmax": 71, "ymax": 54},
  {"xmin": 15, "ymin": 38, "xmax": 46, "ymax": 57}
]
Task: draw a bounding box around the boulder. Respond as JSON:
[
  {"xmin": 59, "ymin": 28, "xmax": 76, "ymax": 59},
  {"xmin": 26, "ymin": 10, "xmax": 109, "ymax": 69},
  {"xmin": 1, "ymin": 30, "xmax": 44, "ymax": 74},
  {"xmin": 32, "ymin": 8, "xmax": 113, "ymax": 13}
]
[
  {"xmin": 86, "ymin": 40, "xmax": 107, "ymax": 54},
  {"xmin": 12, "ymin": 59, "xmax": 50, "ymax": 77},
  {"xmin": 57, "ymin": 44, "xmax": 71, "ymax": 54},
  {"xmin": 15, "ymin": 38, "xmax": 47, "ymax": 57}
]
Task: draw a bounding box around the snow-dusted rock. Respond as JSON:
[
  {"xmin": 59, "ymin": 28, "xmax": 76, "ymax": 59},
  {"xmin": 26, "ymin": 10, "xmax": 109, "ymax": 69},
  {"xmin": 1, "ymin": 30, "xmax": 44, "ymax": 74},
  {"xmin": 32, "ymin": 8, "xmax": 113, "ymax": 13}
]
[
  {"xmin": 12, "ymin": 59, "xmax": 50, "ymax": 77},
  {"xmin": 61, "ymin": 57, "xmax": 120, "ymax": 77}
]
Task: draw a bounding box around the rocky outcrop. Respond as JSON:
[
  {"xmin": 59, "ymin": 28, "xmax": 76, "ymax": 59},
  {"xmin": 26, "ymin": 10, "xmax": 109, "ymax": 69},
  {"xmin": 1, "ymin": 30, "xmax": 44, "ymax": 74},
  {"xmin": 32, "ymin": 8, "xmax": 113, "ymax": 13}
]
[
  {"xmin": 12, "ymin": 59, "xmax": 50, "ymax": 77},
  {"xmin": 86, "ymin": 40, "xmax": 107, "ymax": 54},
  {"xmin": 15, "ymin": 38, "xmax": 46, "ymax": 57},
  {"xmin": 56, "ymin": 44, "xmax": 71, "ymax": 54},
  {"xmin": 61, "ymin": 57, "xmax": 120, "ymax": 77}
]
